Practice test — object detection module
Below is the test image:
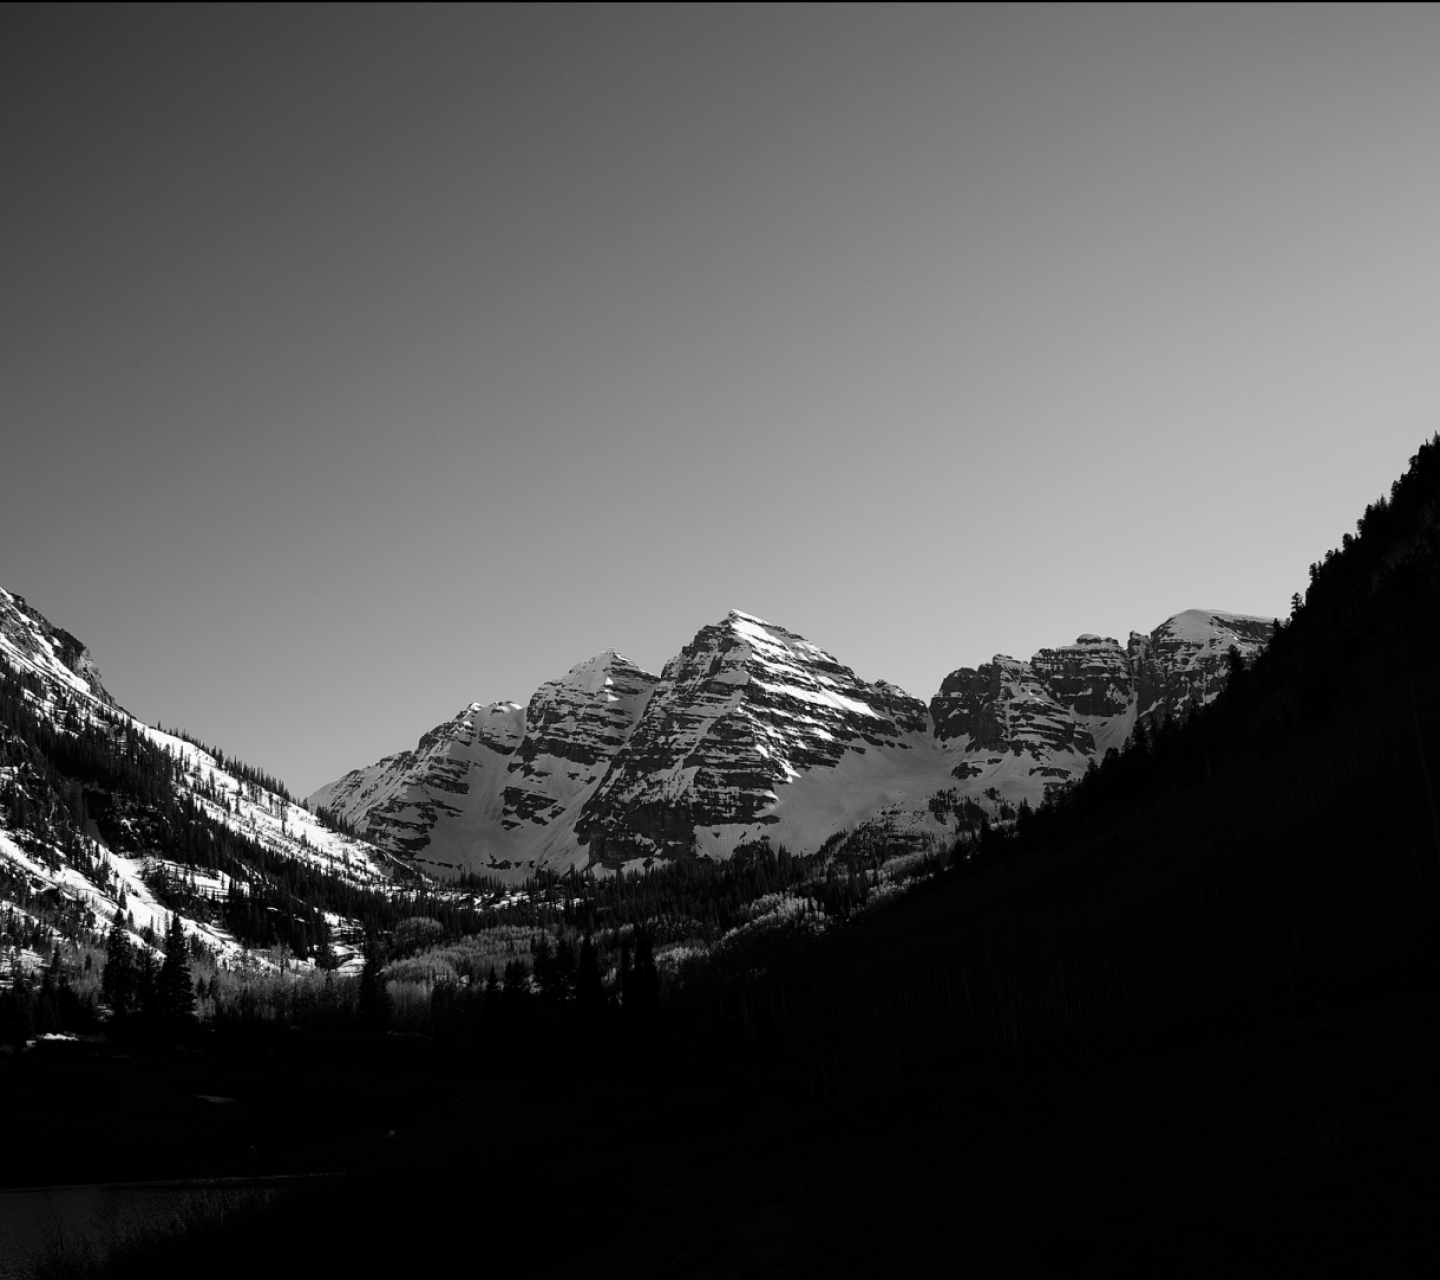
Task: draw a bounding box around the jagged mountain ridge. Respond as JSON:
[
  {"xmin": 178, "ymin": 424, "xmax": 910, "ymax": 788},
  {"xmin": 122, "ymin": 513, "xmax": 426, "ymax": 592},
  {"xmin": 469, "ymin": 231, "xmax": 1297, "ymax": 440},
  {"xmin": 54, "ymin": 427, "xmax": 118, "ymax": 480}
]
[{"xmin": 314, "ymin": 607, "xmax": 1273, "ymax": 879}]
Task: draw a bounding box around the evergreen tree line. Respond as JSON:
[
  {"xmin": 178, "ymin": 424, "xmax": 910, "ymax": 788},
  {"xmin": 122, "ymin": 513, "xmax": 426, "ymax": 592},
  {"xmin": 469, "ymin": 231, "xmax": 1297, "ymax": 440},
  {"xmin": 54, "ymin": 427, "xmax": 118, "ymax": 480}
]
[
  {"xmin": 995, "ymin": 433, "xmax": 1440, "ymax": 864},
  {"xmin": 153, "ymin": 722, "xmax": 293, "ymax": 803},
  {"xmin": 0, "ymin": 944, "xmax": 99, "ymax": 1045},
  {"xmin": 97, "ymin": 911, "xmax": 197, "ymax": 1035},
  {"xmin": 1, "ymin": 670, "xmax": 480, "ymax": 957},
  {"xmin": 647, "ymin": 435, "xmax": 1440, "ymax": 1104},
  {"xmin": 354, "ymin": 924, "xmax": 663, "ymax": 1052}
]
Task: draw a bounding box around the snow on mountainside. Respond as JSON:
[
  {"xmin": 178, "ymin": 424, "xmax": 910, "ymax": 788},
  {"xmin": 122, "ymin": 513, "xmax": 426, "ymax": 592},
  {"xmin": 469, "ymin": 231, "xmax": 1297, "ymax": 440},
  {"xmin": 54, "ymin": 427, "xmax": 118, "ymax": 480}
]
[
  {"xmin": 1, "ymin": 588, "xmax": 400, "ymax": 979},
  {"xmin": 314, "ymin": 607, "xmax": 1275, "ymax": 881},
  {"xmin": 308, "ymin": 699, "xmax": 526, "ymax": 867},
  {"xmin": 309, "ymin": 652, "xmax": 659, "ymax": 879},
  {"xmin": 0, "ymin": 589, "xmax": 114, "ymax": 707},
  {"xmin": 577, "ymin": 611, "xmax": 932, "ymax": 863},
  {"xmin": 932, "ymin": 609, "xmax": 1274, "ymax": 809}
]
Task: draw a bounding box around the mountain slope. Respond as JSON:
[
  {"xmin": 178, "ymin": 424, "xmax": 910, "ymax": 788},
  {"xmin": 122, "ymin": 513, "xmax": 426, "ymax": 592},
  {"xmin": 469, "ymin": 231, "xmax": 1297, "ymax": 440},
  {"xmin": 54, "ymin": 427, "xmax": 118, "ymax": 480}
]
[
  {"xmin": 309, "ymin": 651, "xmax": 660, "ymax": 878},
  {"xmin": 721, "ymin": 434, "xmax": 1440, "ymax": 1102},
  {"xmin": 577, "ymin": 610, "xmax": 936, "ymax": 864},
  {"xmin": 313, "ymin": 607, "xmax": 1272, "ymax": 878},
  {"xmin": 0, "ymin": 588, "xmax": 403, "ymax": 981}
]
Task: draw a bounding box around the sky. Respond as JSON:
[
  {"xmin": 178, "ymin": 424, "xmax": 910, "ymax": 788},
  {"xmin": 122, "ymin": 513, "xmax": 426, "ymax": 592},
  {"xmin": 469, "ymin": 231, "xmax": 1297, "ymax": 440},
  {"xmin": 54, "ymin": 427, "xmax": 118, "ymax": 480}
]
[{"xmin": 4, "ymin": 4, "xmax": 1439, "ymax": 797}]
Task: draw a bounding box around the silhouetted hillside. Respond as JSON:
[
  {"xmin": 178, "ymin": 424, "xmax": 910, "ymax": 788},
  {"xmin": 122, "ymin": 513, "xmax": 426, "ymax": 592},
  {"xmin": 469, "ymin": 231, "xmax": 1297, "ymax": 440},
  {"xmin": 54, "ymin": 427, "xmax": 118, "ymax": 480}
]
[{"xmin": 666, "ymin": 436, "xmax": 1440, "ymax": 1099}]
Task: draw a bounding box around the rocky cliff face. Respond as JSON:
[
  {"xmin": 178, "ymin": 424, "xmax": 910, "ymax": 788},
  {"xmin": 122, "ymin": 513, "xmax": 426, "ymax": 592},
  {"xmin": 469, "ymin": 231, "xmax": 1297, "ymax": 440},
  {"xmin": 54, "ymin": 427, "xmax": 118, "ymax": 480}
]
[
  {"xmin": 931, "ymin": 610, "xmax": 1275, "ymax": 797},
  {"xmin": 499, "ymin": 652, "xmax": 658, "ymax": 842},
  {"xmin": 0, "ymin": 589, "xmax": 114, "ymax": 706},
  {"xmin": 312, "ymin": 607, "xmax": 1275, "ymax": 879},
  {"xmin": 309, "ymin": 652, "xmax": 659, "ymax": 877},
  {"xmin": 576, "ymin": 611, "xmax": 931, "ymax": 863},
  {"xmin": 1128, "ymin": 610, "xmax": 1277, "ymax": 727},
  {"xmin": 308, "ymin": 700, "xmax": 525, "ymax": 862}
]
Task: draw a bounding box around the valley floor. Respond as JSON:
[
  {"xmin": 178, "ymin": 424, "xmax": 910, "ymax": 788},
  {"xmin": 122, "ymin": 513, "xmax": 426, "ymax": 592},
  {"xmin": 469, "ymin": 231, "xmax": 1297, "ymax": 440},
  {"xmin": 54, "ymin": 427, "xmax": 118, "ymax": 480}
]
[{"xmin": 7, "ymin": 975, "xmax": 1435, "ymax": 1277}]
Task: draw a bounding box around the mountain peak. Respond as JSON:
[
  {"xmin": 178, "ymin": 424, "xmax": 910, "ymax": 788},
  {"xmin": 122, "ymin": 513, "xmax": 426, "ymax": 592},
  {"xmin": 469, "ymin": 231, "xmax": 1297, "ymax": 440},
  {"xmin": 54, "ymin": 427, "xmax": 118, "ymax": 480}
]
[
  {"xmin": 1, "ymin": 586, "xmax": 114, "ymax": 705},
  {"xmin": 1157, "ymin": 609, "xmax": 1276, "ymax": 646},
  {"xmin": 560, "ymin": 649, "xmax": 656, "ymax": 696}
]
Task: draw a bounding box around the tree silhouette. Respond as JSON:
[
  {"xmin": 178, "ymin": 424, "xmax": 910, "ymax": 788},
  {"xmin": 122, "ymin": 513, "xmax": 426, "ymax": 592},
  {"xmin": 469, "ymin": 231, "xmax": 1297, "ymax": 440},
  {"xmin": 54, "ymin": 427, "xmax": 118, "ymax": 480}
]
[
  {"xmin": 101, "ymin": 912, "xmax": 137, "ymax": 1020},
  {"xmin": 576, "ymin": 934, "xmax": 603, "ymax": 1014},
  {"xmin": 358, "ymin": 939, "xmax": 391, "ymax": 1034},
  {"xmin": 158, "ymin": 915, "xmax": 196, "ymax": 1031}
]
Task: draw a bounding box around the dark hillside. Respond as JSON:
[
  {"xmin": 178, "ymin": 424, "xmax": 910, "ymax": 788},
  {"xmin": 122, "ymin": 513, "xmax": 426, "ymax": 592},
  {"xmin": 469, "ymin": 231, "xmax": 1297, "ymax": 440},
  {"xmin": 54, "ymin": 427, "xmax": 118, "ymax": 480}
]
[{"xmin": 676, "ymin": 437, "xmax": 1440, "ymax": 1097}]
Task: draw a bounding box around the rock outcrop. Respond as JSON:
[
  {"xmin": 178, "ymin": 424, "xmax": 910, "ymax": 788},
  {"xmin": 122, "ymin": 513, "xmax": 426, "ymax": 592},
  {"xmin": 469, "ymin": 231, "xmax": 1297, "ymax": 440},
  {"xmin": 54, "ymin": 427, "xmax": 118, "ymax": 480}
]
[
  {"xmin": 0, "ymin": 590, "xmax": 114, "ymax": 705},
  {"xmin": 931, "ymin": 610, "xmax": 1275, "ymax": 797},
  {"xmin": 309, "ymin": 651, "xmax": 660, "ymax": 876},
  {"xmin": 308, "ymin": 700, "xmax": 525, "ymax": 861}
]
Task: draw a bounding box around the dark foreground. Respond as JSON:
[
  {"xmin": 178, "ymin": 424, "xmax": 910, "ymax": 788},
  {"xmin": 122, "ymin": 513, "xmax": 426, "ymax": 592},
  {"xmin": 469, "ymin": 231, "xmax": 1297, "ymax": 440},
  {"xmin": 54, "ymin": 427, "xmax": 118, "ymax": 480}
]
[{"xmin": 6, "ymin": 971, "xmax": 1435, "ymax": 1279}]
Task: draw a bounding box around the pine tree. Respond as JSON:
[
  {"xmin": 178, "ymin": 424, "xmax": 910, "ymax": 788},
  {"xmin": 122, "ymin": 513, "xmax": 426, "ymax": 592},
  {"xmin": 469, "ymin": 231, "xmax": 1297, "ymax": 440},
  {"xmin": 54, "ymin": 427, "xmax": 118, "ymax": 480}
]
[
  {"xmin": 358, "ymin": 940, "xmax": 391, "ymax": 1034},
  {"xmin": 101, "ymin": 913, "xmax": 137, "ymax": 1020},
  {"xmin": 36, "ymin": 949, "xmax": 62, "ymax": 1034},
  {"xmin": 158, "ymin": 915, "xmax": 197, "ymax": 1031},
  {"xmin": 553, "ymin": 936, "xmax": 576, "ymax": 1000},
  {"xmin": 629, "ymin": 928, "xmax": 659, "ymax": 1022},
  {"xmin": 619, "ymin": 937, "xmax": 633, "ymax": 1009},
  {"xmin": 531, "ymin": 933, "xmax": 556, "ymax": 999},
  {"xmin": 576, "ymin": 934, "xmax": 603, "ymax": 1013},
  {"xmin": 135, "ymin": 946, "xmax": 159, "ymax": 1026}
]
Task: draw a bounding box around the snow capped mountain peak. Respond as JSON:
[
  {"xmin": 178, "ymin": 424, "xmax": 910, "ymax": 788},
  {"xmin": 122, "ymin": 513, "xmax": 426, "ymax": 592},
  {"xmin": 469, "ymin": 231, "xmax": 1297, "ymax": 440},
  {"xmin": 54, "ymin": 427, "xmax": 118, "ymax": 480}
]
[
  {"xmin": 311, "ymin": 605, "xmax": 1276, "ymax": 879},
  {"xmin": 932, "ymin": 609, "xmax": 1276, "ymax": 796},
  {"xmin": 558, "ymin": 649, "xmax": 656, "ymax": 696},
  {"xmin": 571, "ymin": 611, "xmax": 934, "ymax": 864},
  {"xmin": 1159, "ymin": 609, "xmax": 1275, "ymax": 646}
]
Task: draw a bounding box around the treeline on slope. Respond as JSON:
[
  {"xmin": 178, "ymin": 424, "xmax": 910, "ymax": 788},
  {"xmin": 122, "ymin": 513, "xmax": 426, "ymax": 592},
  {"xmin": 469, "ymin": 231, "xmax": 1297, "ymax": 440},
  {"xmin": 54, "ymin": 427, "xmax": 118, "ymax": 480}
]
[
  {"xmin": 153, "ymin": 722, "xmax": 293, "ymax": 804},
  {"xmin": 153, "ymin": 720, "xmax": 362, "ymax": 840},
  {"xmin": 522, "ymin": 840, "xmax": 819, "ymax": 938},
  {"xmin": 0, "ymin": 943, "xmax": 99, "ymax": 1045},
  {"xmin": 647, "ymin": 435, "xmax": 1440, "ymax": 1104},
  {"xmin": 1009, "ymin": 432, "xmax": 1440, "ymax": 853},
  {"xmin": 0, "ymin": 676, "xmax": 499, "ymax": 961}
]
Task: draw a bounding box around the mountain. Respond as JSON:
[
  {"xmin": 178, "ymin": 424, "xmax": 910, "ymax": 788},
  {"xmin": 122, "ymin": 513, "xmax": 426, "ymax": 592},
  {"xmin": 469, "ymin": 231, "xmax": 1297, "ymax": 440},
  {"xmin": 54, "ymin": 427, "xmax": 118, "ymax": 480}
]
[
  {"xmin": 313, "ymin": 607, "xmax": 1273, "ymax": 879},
  {"xmin": 0, "ymin": 587, "xmax": 401, "ymax": 980},
  {"xmin": 934, "ymin": 609, "xmax": 1276, "ymax": 786},
  {"xmin": 575, "ymin": 611, "xmax": 936, "ymax": 864},
  {"xmin": 309, "ymin": 651, "xmax": 659, "ymax": 878},
  {"xmin": 0, "ymin": 578, "xmax": 1273, "ymax": 969}
]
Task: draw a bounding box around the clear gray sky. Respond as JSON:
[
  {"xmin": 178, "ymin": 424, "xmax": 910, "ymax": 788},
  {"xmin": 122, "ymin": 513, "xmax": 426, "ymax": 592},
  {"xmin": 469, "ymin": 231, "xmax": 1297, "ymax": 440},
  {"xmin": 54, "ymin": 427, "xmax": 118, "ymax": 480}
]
[{"xmin": 3, "ymin": 4, "xmax": 1437, "ymax": 795}]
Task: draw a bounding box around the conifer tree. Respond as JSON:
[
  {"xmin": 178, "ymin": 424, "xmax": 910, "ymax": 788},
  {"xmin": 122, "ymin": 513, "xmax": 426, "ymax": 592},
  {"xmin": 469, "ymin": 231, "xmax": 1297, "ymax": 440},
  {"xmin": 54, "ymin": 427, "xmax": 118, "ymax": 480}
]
[
  {"xmin": 158, "ymin": 915, "xmax": 196, "ymax": 1030},
  {"xmin": 629, "ymin": 928, "xmax": 659, "ymax": 1022},
  {"xmin": 358, "ymin": 940, "xmax": 391, "ymax": 1034},
  {"xmin": 531, "ymin": 933, "xmax": 556, "ymax": 998},
  {"xmin": 135, "ymin": 946, "xmax": 159, "ymax": 1026},
  {"xmin": 576, "ymin": 934, "xmax": 603, "ymax": 1013},
  {"xmin": 618, "ymin": 937, "xmax": 633, "ymax": 1009},
  {"xmin": 101, "ymin": 913, "xmax": 137, "ymax": 1019},
  {"xmin": 553, "ymin": 935, "xmax": 576, "ymax": 1000}
]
